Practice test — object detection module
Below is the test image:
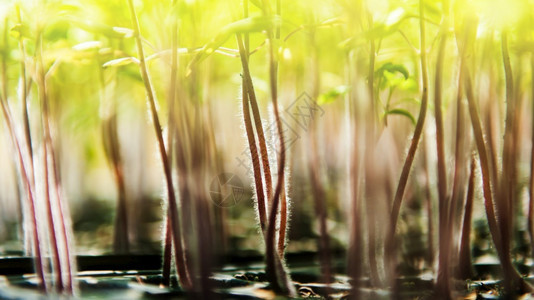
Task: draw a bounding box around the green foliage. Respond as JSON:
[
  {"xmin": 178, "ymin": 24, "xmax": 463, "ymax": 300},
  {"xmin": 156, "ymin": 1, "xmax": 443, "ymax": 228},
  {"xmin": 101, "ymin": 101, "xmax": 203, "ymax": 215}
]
[
  {"xmin": 188, "ymin": 15, "xmax": 281, "ymax": 73},
  {"xmin": 376, "ymin": 62, "xmax": 409, "ymax": 89},
  {"xmin": 384, "ymin": 108, "xmax": 416, "ymax": 125}
]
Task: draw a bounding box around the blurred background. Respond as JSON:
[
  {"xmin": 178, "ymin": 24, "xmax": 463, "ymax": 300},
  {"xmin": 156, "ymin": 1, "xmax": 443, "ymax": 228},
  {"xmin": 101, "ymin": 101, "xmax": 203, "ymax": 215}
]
[{"xmin": 0, "ymin": 0, "xmax": 532, "ymax": 274}]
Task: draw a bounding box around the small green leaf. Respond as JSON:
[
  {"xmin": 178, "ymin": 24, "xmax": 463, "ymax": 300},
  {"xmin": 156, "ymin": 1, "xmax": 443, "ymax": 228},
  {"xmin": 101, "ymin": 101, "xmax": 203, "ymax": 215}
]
[
  {"xmin": 103, "ymin": 57, "xmax": 140, "ymax": 68},
  {"xmin": 187, "ymin": 15, "xmax": 281, "ymax": 75},
  {"xmin": 376, "ymin": 62, "xmax": 409, "ymax": 80},
  {"xmin": 398, "ymin": 77, "xmax": 418, "ymax": 92},
  {"xmin": 385, "ymin": 108, "xmax": 416, "ymax": 125},
  {"xmin": 10, "ymin": 23, "xmax": 32, "ymax": 39},
  {"xmin": 72, "ymin": 41, "xmax": 103, "ymax": 51},
  {"xmin": 318, "ymin": 86, "xmax": 350, "ymax": 105},
  {"xmin": 112, "ymin": 27, "xmax": 134, "ymax": 38}
]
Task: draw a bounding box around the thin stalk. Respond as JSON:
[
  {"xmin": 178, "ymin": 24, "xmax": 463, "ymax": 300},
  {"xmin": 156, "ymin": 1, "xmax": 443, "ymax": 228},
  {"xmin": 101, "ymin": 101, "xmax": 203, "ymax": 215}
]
[
  {"xmin": 457, "ymin": 155, "xmax": 475, "ymax": 279},
  {"xmin": 13, "ymin": 8, "xmax": 33, "ymax": 255},
  {"xmin": 0, "ymin": 30, "xmax": 46, "ymax": 292},
  {"xmin": 1, "ymin": 18, "xmax": 7, "ymax": 107},
  {"xmin": 434, "ymin": 1, "xmax": 451, "ymax": 296},
  {"xmin": 347, "ymin": 44, "xmax": 362, "ymax": 298},
  {"xmin": 387, "ymin": 0, "xmax": 429, "ymax": 281},
  {"xmin": 36, "ymin": 34, "xmax": 64, "ymax": 291},
  {"xmin": 161, "ymin": 214, "xmax": 172, "ymax": 286},
  {"xmin": 15, "ymin": 8, "xmax": 34, "ymax": 170},
  {"xmin": 463, "ymin": 63, "xmax": 502, "ymax": 263},
  {"xmin": 483, "ymin": 63, "xmax": 500, "ymax": 198},
  {"xmin": 241, "ymin": 1, "xmax": 274, "ymax": 212},
  {"xmin": 448, "ymin": 56, "xmax": 468, "ymax": 278},
  {"xmin": 0, "ymin": 104, "xmax": 46, "ymax": 292},
  {"xmin": 109, "ymin": 117, "xmax": 129, "ymax": 254},
  {"xmin": 348, "ymin": 127, "xmax": 362, "ymax": 299},
  {"xmin": 499, "ymin": 30, "xmax": 515, "ymax": 264},
  {"xmin": 529, "ymin": 53, "xmax": 534, "ymax": 260},
  {"xmin": 363, "ymin": 7, "xmax": 380, "ymax": 286},
  {"xmin": 49, "ymin": 128, "xmax": 76, "ymax": 294},
  {"xmin": 249, "ymin": 91, "xmax": 274, "ymax": 210},
  {"xmin": 42, "ymin": 124, "xmax": 63, "ymax": 292},
  {"xmin": 126, "ymin": 0, "xmax": 191, "ymax": 289},
  {"xmin": 262, "ymin": 0, "xmax": 295, "ymax": 294},
  {"xmin": 236, "ymin": 34, "xmax": 267, "ymax": 233},
  {"xmin": 308, "ymin": 22, "xmax": 331, "ymax": 287},
  {"xmin": 367, "ymin": 13, "xmax": 376, "ymax": 127},
  {"xmin": 421, "ymin": 136, "xmax": 434, "ymax": 267},
  {"xmin": 309, "ymin": 114, "xmax": 331, "ymax": 287},
  {"xmin": 99, "ymin": 68, "xmax": 129, "ymax": 254},
  {"xmin": 273, "ymin": 0, "xmax": 288, "ymax": 260},
  {"xmin": 463, "ymin": 45, "xmax": 532, "ymax": 295},
  {"xmin": 162, "ymin": 0, "xmax": 180, "ymax": 282},
  {"xmin": 277, "ymin": 181, "xmax": 287, "ymax": 256}
]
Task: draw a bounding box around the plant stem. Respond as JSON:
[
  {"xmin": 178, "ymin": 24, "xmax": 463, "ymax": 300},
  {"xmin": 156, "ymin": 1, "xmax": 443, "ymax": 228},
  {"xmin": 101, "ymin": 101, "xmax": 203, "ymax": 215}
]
[
  {"xmin": 274, "ymin": 0, "xmax": 288, "ymax": 259},
  {"xmin": 457, "ymin": 155, "xmax": 475, "ymax": 279},
  {"xmin": 387, "ymin": 0, "xmax": 429, "ymax": 283},
  {"xmin": 162, "ymin": 0, "xmax": 180, "ymax": 283},
  {"xmin": 421, "ymin": 136, "xmax": 434, "ymax": 267},
  {"xmin": 363, "ymin": 6, "xmax": 381, "ymax": 286},
  {"xmin": 126, "ymin": 0, "xmax": 191, "ymax": 289},
  {"xmin": 308, "ymin": 20, "xmax": 331, "ymax": 287},
  {"xmin": 462, "ymin": 31, "xmax": 531, "ymax": 293},
  {"xmin": 262, "ymin": 0, "xmax": 295, "ymax": 295},
  {"xmin": 367, "ymin": 12, "xmax": 376, "ymax": 127},
  {"xmin": 347, "ymin": 43, "xmax": 363, "ymax": 298},
  {"xmin": 434, "ymin": 1, "xmax": 451, "ymax": 296},
  {"xmin": 463, "ymin": 60, "xmax": 502, "ymax": 261},
  {"xmin": 0, "ymin": 26, "xmax": 46, "ymax": 292},
  {"xmin": 529, "ymin": 53, "xmax": 534, "ymax": 261},
  {"xmin": 499, "ymin": 30, "xmax": 515, "ymax": 262},
  {"xmin": 99, "ymin": 65, "xmax": 129, "ymax": 254},
  {"xmin": 498, "ymin": 30, "xmax": 527, "ymax": 294},
  {"xmin": 14, "ymin": 10, "xmax": 34, "ymax": 179},
  {"xmin": 236, "ymin": 34, "xmax": 267, "ymax": 233}
]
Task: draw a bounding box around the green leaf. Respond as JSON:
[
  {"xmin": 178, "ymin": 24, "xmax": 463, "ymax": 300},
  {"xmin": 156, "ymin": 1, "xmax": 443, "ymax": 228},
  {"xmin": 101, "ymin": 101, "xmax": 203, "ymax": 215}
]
[
  {"xmin": 72, "ymin": 41, "xmax": 103, "ymax": 51},
  {"xmin": 385, "ymin": 108, "xmax": 416, "ymax": 125},
  {"xmin": 398, "ymin": 77, "xmax": 418, "ymax": 92},
  {"xmin": 376, "ymin": 62, "xmax": 409, "ymax": 80},
  {"xmin": 318, "ymin": 86, "xmax": 350, "ymax": 105},
  {"xmin": 103, "ymin": 57, "xmax": 140, "ymax": 68},
  {"xmin": 187, "ymin": 15, "xmax": 281, "ymax": 75},
  {"xmin": 10, "ymin": 23, "xmax": 32, "ymax": 39},
  {"xmin": 376, "ymin": 62, "xmax": 410, "ymax": 90}
]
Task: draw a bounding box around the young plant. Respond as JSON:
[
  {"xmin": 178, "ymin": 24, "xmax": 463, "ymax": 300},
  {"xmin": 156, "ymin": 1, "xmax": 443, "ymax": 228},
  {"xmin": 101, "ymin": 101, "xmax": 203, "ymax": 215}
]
[
  {"xmin": 1, "ymin": 17, "xmax": 47, "ymax": 291},
  {"xmin": 459, "ymin": 16, "xmax": 532, "ymax": 294},
  {"xmin": 125, "ymin": 0, "xmax": 191, "ymax": 289},
  {"xmin": 100, "ymin": 72, "xmax": 129, "ymax": 254},
  {"xmin": 433, "ymin": 0, "xmax": 452, "ymax": 296},
  {"xmin": 386, "ymin": 0, "xmax": 429, "ymax": 288}
]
